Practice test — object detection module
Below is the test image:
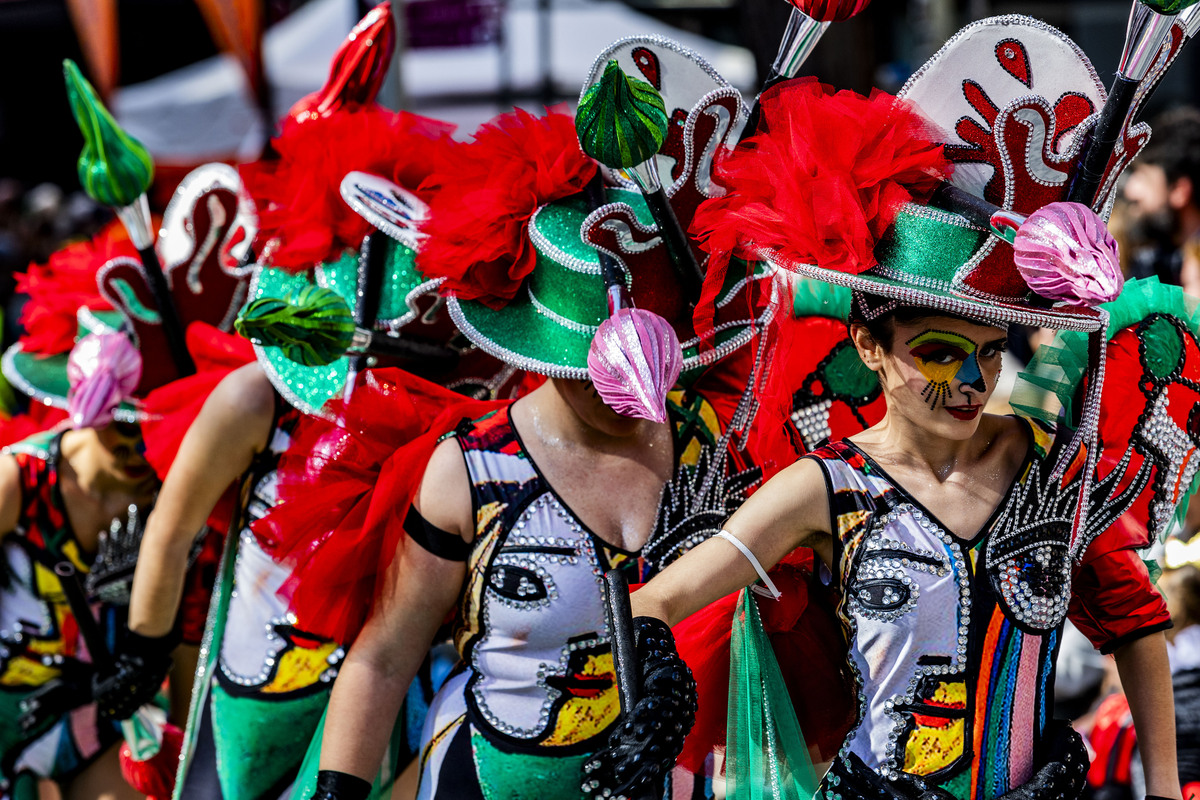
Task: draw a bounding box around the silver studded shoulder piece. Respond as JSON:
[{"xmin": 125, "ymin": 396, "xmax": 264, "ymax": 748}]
[{"xmin": 85, "ymin": 504, "xmax": 207, "ymax": 606}]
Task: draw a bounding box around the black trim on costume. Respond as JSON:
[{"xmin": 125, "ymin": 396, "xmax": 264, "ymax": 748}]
[
  {"xmin": 1098, "ymin": 619, "xmax": 1173, "ymax": 655},
  {"xmin": 404, "ymin": 505, "xmax": 471, "ymax": 562}
]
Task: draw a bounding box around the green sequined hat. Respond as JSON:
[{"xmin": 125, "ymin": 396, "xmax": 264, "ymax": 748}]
[
  {"xmin": 446, "ymin": 189, "xmax": 772, "ymax": 380},
  {"xmin": 761, "ymin": 16, "xmax": 1134, "ymax": 334}
]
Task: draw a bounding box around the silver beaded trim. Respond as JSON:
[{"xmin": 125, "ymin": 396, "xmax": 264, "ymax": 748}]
[
  {"xmin": 528, "ymin": 204, "xmax": 600, "ymax": 276},
  {"xmin": 527, "ymin": 286, "xmax": 600, "ymax": 335}
]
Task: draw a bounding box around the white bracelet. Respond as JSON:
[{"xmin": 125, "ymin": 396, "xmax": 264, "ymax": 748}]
[{"xmin": 715, "ymin": 530, "xmax": 781, "ymax": 600}]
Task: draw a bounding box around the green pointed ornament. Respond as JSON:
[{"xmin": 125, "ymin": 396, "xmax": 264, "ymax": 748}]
[
  {"xmin": 236, "ymin": 286, "xmax": 356, "ymax": 368},
  {"xmin": 1139, "ymin": 0, "xmax": 1199, "ymax": 13},
  {"xmin": 63, "ymin": 59, "xmax": 154, "ymax": 209},
  {"xmin": 576, "ymin": 60, "xmax": 669, "ymax": 170}
]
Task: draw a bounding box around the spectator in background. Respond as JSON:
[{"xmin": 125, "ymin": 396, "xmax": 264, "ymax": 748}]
[
  {"xmin": 1160, "ymin": 533, "xmax": 1200, "ymax": 799},
  {"xmin": 1123, "ymin": 107, "xmax": 1200, "ymax": 285}
]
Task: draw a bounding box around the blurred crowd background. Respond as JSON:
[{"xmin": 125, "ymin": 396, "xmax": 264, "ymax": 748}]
[{"xmin": 2, "ymin": 1, "xmax": 1200, "ymax": 798}]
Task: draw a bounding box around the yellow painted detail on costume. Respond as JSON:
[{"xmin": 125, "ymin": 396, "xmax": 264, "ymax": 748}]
[
  {"xmin": 475, "ymin": 501, "xmax": 505, "ymax": 538},
  {"xmin": 420, "ymin": 712, "xmax": 466, "ymax": 775},
  {"xmin": 902, "ymin": 681, "xmax": 967, "ymax": 776},
  {"xmin": 60, "ymin": 540, "xmax": 89, "ymax": 572},
  {"xmin": 667, "ymin": 389, "xmax": 720, "ymax": 469},
  {"xmin": 838, "ymin": 510, "xmax": 871, "ymax": 538},
  {"xmin": 456, "ymin": 518, "xmax": 503, "ymax": 655},
  {"xmin": 259, "ymin": 639, "xmax": 339, "ymax": 694},
  {"xmin": 34, "ymin": 562, "xmax": 67, "ymax": 604},
  {"xmin": 903, "ymin": 718, "xmax": 965, "ymax": 776},
  {"xmin": 542, "ymin": 652, "xmax": 620, "ymax": 747},
  {"xmin": 601, "ymin": 547, "xmax": 632, "ymax": 572},
  {"xmin": 0, "ymin": 654, "xmax": 62, "ymax": 686}
]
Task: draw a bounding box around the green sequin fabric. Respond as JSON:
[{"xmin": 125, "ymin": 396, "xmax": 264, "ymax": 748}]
[
  {"xmin": 576, "ymin": 60, "xmax": 668, "ymax": 170},
  {"xmin": 63, "ymin": 60, "xmax": 154, "ymax": 208},
  {"xmin": 235, "ymin": 285, "xmax": 355, "ymax": 368}
]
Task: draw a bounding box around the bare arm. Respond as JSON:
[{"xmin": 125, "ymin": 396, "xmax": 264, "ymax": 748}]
[
  {"xmin": 128, "ymin": 363, "xmax": 275, "ymax": 637},
  {"xmin": 630, "ymin": 457, "xmax": 832, "ymax": 626},
  {"xmin": 0, "ymin": 455, "xmax": 22, "ymax": 537},
  {"xmin": 319, "ymin": 436, "xmax": 472, "ymax": 779},
  {"xmin": 1115, "ymin": 631, "xmax": 1182, "ymax": 800}
]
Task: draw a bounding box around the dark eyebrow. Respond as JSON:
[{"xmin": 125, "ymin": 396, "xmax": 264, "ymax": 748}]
[{"xmin": 982, "ymin": 338, "xmax": 1008, "ymax": 349}]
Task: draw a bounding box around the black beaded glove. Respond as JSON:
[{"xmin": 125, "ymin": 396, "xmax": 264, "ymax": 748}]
[
  {"xmin": 582, "ymin": 617, "xmax": 697, "ymax": 800},
  {"xmin": 310, "ymin": 770, "xmax": 372, "ymax": 800},
  {"xmin": 93, "ymin": 630, "xmax": 177, "ymax": 722},
  {"xmin": 998, "ymin": 721, "xmax": 1088, "ymax": 800}
]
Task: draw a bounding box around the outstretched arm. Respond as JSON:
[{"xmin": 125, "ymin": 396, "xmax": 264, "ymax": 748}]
[
  {"xmin": 317, "ymin": 435, "xmax": 473, "ymax": 785},
  {"xmin": 630, "ymin": 456, "xmax": 833, "ymax": 625},
  {"xmin": 1115, "ymin": 631, "xmax": 1182, "ymax": 800},
  {"xmin": 128, "ymin": 363, "xmax": 275, "ymax": 637}
]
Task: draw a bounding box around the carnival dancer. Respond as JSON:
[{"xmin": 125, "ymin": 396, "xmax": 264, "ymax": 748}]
[
  {"xmin": 97, "ymin": 6, "xmax": 515, "ymax": 798},
  {"xmin": 249, "ymin": 33, "xmax": 798, "ymax": 795},
  {"xmin": 586, "ymin": 14, "xmax": 1200, "ymax": 800},
  {"xmin": 0, "ymin": 333, "xmax": 155, "ymax": 800}
]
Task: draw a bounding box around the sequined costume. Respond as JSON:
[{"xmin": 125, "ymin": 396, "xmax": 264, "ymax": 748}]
[
  {"xmin": 807, "ymin": 422, "xmax": 1169, "ymax": 800},
  {"xmin": 417, "ymin": 399, "xmax": 727, "ymax": 800},
  {"xmin": 0, "ymin": 432, "xmax": 122, "ymax": 799}
]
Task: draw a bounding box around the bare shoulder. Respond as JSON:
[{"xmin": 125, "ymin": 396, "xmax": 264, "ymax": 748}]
[
  {"xmin": 209, "ymin": 363, "xmax": 276, "ymax": 421},
  {"xmin": 980, "ymin": 413, "xmax": 1033, "ymax": 466},
  {"xmin": 415, "ymin": 435, "xmax": 473, "ymax": 542}
]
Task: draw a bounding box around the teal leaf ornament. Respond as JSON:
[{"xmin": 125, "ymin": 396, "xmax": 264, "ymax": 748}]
[
  {"xmin": 235, "ymin": 286, "xmax": 356, "ymax": 367},
  {"xmin": 576, "ymin": 60, "xmax": 669, "ymax": 170},
  {"xmin": 63, "ymin": 59, "xmax": 154, "ymax": 208}
]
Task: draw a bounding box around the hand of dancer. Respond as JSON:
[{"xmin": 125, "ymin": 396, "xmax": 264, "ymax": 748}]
[
  {"xmin": 93, "ymin": 629, "xmax": 177, "ymax": 722},
  {"xmin": 997, "ymin": 721, "xmax": 1088, "ymax": 800},
  {"xmin": 582, "ymin": 617, "xmax": 697, "ymax": 800}
]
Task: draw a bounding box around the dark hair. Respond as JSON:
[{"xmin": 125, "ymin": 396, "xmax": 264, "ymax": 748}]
[
  {"xmin": 846, "ymin": 291, "xmax": 981, "ymax": 349},
  {"xmin": 1140, "ymin": 106, "xmax": 1200, "ymax": 195}
]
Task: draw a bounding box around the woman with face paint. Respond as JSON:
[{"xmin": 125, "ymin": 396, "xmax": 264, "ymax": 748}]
[
  {"xmin": 0, "ymin": 333, "xmax": 159, "ymax": 800},
  {"xmin": 585, "ymin": 29, "xmax": 1196, "ymax": 800}
]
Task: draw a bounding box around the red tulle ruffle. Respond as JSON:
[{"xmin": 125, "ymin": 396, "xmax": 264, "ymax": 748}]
[
  {"xmin": 0, "ymin": 406, "xmax": 69, "ymax": 449},
  {"xmin": 676, "ymin": 555, "xmax": 855, "ymax": 771},
  {"xmin": 140, "ymin": 323, "xmax": 256, "ymax": 480},
  {"xmin": 252, "ymin": 368, "xmax": 505, "ymax": 644},
  {"xmin": 690, "ymin": 78, "xmax": 949, "ymax": 336},
  {"xmin": 15, "ymin": 221, "xmax": 136, "ymax": 356},
  {"xmin": 416, "ymin": 107, "xmax": 598, "ymax": 309},
  {"xmin": 119, "ymin": 723, "xmax": 183, "ymax": 799},
  {"xmin": 240, "ymin": 107, "xmax": 456, "ymax": 272}
]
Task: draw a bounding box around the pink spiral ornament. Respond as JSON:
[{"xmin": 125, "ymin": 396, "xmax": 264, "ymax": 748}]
[
  {"xmin": 788, "ymin": 0, "xmax": 873, "ymax": 22},
  {"xmin": 588, "ymin": 308, "xmax": 683, "ymax": 423},
  {"xmin": 1013, "ymin": 202, "xmax": 1123, "ymax": 306},
  {"xmin": 67, "ymin": 332, "xmax": 142, "ymax": 428}
]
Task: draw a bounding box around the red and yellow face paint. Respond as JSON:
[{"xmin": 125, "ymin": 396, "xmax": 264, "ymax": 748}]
[{"xmin": 905, "ymin": 330, "xmax": 987, "ymax": 411}]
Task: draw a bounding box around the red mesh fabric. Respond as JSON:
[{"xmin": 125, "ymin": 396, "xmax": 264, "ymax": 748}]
[
  {"xmin": 416, "ymin": 107, "xmax": 598, "ymax": 309},
  {"xmin": 240, "ymin": 107, "xmax": 455, "ymax": 272},
  {"xmin": 0, "ymin": 406, "xmax": 68, "ymax": 448},
  {"xmin": 140, "ymin": 323, "xmax": 256, "ymax": 479},
  {"xmin": 689, "ymin": 78, "xmax": 948, "ymax": 338},
  {"xmin": 251, "ymin": 368, "xmax": 504, "ymax": 644}
]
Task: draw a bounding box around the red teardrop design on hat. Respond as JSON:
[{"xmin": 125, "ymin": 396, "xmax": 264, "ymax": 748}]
[
  {"xmin": 632, "ymin": 46, "xmax": 661, "ymax": 89},
  {"xmin": 995, "ymin": 39, "xmax": 1032, "ymax": 87}
]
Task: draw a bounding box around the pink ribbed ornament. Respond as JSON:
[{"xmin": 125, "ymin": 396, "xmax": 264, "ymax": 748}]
[
  {"xmin": 789, "ymin": 0, "xmax": 872, "ymax": 22},
  {"xmin": 588, "ymin": 308, "xmax": 682, "ymax": 423},
  {"xmin": 1013, "ymin": 202, "xmax": 1123, "ymax": 305},
  {"xmin": 67, "ymin": 332, "xmax": 142, "ymax": 428}
]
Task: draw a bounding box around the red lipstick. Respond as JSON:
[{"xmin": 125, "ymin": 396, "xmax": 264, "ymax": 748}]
[{"xmin": 945, "ymin": 405, "xmax": 981, "ymax": 421}]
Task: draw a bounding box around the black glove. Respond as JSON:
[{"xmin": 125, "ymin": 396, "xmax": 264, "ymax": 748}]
[
  {"xmin": 93, "ymin": 629, "xmax": 176, "ymax": 723},
  {"xmin": 998, "ymin": 721, "xmax": 1088, "ymax": 800},
  {"xmin": 310, "ymin": 770, "xmax": 372, "ymax": 800},
  {"xmin": 824, "ymin": 753, "xmax": 953, "ymax": 800},
  {"xmin": 582, "ymin": 617, "xmax": 697, "ymax": 800}
]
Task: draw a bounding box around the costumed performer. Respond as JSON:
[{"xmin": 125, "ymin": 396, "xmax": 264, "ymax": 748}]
[
  {"xmin": 255, "ymin": 36, "xmax": 803, "ymax": 798},
  {"xmin": 0, "ymin": 332, "xmax": 154, "ymax": 800},
  {"xmin": 587, "ymin": 14, "xmax": 1200, "ymax": 800}
]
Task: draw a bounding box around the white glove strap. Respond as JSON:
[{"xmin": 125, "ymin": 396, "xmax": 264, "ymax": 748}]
[{"xmin": 715, "ymin": 530, "xmax": 781, "ymax": 600}]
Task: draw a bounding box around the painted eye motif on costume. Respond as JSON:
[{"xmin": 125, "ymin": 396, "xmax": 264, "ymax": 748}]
[
  {"xmin": 853, "ymin": 578, "xmax": 911, "ymax": 612},
  {"xmin": 490, "ymin": 563, "xmax": 551, "ymax": 604}
]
